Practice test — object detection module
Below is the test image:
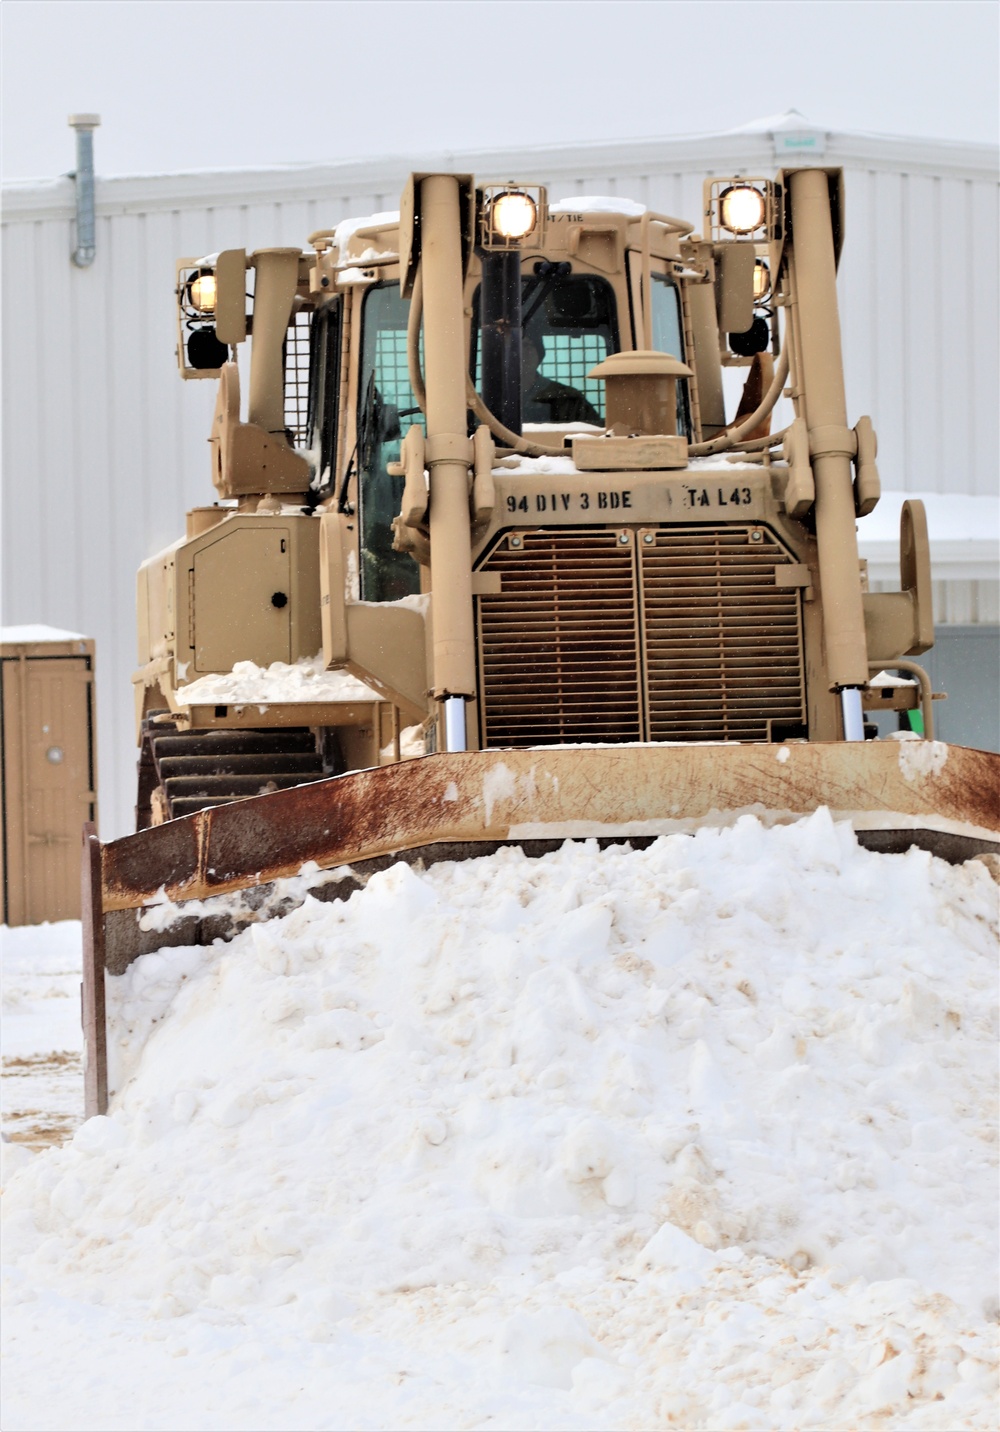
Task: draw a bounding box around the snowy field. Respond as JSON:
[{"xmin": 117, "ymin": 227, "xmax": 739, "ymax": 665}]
[{"xmin": 2, "ymin": 812, "xmax": 998, "ymax": 1430}]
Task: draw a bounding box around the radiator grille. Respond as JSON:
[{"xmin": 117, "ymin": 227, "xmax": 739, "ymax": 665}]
[
  {"xmin": 477, "ymin": 529, "xmax": 642, "ymax": 745},
  {"xmin": 640, "ymin": 526, "xmax": 805, "ymax": 742},
  {"xmin": 476, "ymin": 524, "xmax": 806, "ymax": 747}
]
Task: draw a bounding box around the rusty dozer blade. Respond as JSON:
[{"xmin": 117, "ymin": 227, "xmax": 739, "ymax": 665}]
[{"xmin": 82, "ymin": 740, "xmax": 999, "ymax": 1116}]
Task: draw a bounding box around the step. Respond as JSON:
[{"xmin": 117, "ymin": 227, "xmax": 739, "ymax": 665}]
[
  {"xmin": 163, "ymin": 772, "xmax": 322, "ymax": 799},
  {"xmin": 156, "ymin": 752, "xmax": 324, "ymax": 779},
  {"xmin": 152, "ymin": 729, "xmax": 316, "ymax": 759},
  {"xmin": 168, "ymin": 795, "xmax": 253, "ymax": 818}
]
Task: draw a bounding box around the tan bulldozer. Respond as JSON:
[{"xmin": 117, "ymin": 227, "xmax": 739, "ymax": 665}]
[{"xmin": 81, "ymin": 167, "xmax": 999, "ymax": 1115}]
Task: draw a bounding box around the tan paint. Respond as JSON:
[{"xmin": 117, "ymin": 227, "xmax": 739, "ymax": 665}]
[
  {"xmin": 247, "ymin": 249, "xmax": 304, "ymax": 434},
  {"xmin": 420, "ymin": 175, "xmax": 477, "ymax": 702},
  {"xmin": 133, "ymin": 165, "xmax": 944, "ymax": 830},
  {"xmin": 784, "ymin": 168, "xmax": 869, "ymax": 692},
  {"xmin": 2, "ymin": 636, "xmax": 97, "ymax": 925}
]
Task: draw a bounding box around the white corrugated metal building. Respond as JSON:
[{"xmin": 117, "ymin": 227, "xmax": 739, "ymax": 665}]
[{"xmin": 2, "ymin": 113, "xmax": 997, "ymax": 838}]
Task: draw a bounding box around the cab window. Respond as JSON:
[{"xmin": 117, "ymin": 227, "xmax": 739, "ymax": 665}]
[
  {"xmin": 306, "ymin": 299, "xmax": 341, "ymax": 489},
  {"xmin": 356, "ymin": 283, "xmax": 422, "ymax": 602},
  {"xmin": 650, "ymin": 273, "xmax": 691, "ymax": 437},
  {"xmin": 472, "ymin": 272, "xmax": 618, "ymax": 426}
]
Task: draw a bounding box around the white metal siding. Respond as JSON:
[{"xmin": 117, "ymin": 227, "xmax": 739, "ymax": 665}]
[{"xmin": 3, "ymin": 129, "xmax": 996, "ymax": 837}]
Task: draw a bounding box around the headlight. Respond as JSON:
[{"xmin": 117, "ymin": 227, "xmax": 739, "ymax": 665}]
[
  {"xmin": 187, "ymin": 270, "xmax": 217, "ymax": 314},
  {"xmin": 490, "ymin": 190, "xmax": 537, "ymax": 242},
  {"xmin": 719, "ymin": 185, "xmax": 766, "ymax": 236},
  {"xmin": 753, "ymin": 259, "xmax": 771, "ymax": 302}
]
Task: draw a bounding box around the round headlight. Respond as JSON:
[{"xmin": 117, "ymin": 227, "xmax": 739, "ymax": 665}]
[
  {"xmin": 752, "ymin": 259, "xmax": 771, "ymax": 302},
  {"xmin": 187, "ymin": 270, "xmax": 217, "ymax": 314},
  {"xmin": 719, "ymin": 185, "xmax": 766, "ymax": 236},
  {"xmin": 490, "ymin": 190, "xmax": 537, "ymax": 242}
]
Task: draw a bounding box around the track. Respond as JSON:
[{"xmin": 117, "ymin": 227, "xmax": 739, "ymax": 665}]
[{"xmin": 136, "ymin": 721, "xmax": 329, "ymax": 825}]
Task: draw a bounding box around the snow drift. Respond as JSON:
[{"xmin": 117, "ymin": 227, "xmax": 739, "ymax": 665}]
[{"xmin": 2, "ymin": 810, "xmax": 997, "ymax": 1429}]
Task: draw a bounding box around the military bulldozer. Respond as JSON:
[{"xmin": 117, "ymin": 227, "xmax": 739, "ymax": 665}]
[{"xmin": 80, "ymin": 167, "xmax": 998, "ymax": 1116}]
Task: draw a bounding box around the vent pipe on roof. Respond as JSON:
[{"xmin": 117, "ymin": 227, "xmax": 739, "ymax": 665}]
[{"xmin": 68, "ymin": 114, "xmax": 100, "ymax": 267}]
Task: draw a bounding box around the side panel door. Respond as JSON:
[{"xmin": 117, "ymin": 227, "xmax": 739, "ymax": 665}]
[{"xmin": 192, "ymin": 527, "xmax": 291, "ymax": 673}]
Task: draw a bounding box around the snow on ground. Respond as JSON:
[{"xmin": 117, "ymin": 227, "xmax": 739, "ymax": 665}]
[
  {"xmin": 1, "ymin": 922, "xmax": 82, "ymax": 1152},
  {"xmin": 2, "ymin": 814, "xmax": 998, "ymax": 1430}
]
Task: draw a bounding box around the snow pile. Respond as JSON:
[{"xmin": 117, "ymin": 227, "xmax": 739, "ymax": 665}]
[
  {"xmin": 494, "ymin": 453, "xmax": 580, "ymax": 477},
  {"xmin": 495, "ymin": 452, "xmax": 764, "ymax": 477},
  {"xmin": 2, "ymin": 814, "xmax": 998, "ymax": 1429},
  {"xmin": 176, "ymin": 651, "xmax": 380, "ymax": 706},
  {"xmin": 0, "ymin": 625, "xmax": 86, "ymax": 644},
  {"xmin": 333, "ymin": 210, "xmax": 400, "ymax": 261},
  {"xmin": 549, "ymin": 195, "xmax": 647, "ymax": 217}
]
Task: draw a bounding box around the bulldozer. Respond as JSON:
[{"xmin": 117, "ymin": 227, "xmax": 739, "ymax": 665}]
[{"xmin": 80, "ymin": 167, "xmax": 998, "ymax": 1116}]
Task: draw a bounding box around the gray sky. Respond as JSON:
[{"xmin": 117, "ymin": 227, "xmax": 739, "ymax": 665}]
[{"xmin": 2, "ymin": 0, "xmax": 997, "ymax": 181}]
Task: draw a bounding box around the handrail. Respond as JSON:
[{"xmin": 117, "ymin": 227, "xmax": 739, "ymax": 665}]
[{"xmin": 869, "ymin": 659, "xmax": 937, "ymax": 741}]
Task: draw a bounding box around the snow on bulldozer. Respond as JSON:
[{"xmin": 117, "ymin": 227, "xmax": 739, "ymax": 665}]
[{"xmin": 81, "ymin": 167, "xmax": 999, "ymax": 1116}]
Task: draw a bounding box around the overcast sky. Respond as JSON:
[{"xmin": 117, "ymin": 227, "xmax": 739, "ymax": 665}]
[{"xmin": 2, "ymin": 0, "xmax": 997, "ymax": 182}]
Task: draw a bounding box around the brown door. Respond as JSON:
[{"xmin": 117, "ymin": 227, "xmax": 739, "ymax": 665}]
[{"xmin": 1, "ymin": 656, "xmax": 96, "ymax": 925}]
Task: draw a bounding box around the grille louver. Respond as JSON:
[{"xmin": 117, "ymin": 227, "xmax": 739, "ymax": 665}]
[
  {"xmin": 477, "ymin": 529, "xmax": 642, "ymax": 745},
  {"xmin": 476, "ymin": 524, "xmax": 806, "ymax": 746},
  {"xmin": 640, "ymin": 526, "xmax": 805, "ymax": 742}
]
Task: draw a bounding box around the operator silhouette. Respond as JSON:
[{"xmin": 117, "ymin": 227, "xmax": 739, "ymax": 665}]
[{"xmin": 521, "ymin": 333, "xmax": 602, "ymax": 425}]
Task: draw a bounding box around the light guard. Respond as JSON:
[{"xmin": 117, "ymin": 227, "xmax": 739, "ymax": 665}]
[
  {"xmin": 477, "ymin": 183, "xmax": 547, "ymax": 249},
  {"xmin": 703, "ymin": 177, "xmax": 781, "ymax": 244}
]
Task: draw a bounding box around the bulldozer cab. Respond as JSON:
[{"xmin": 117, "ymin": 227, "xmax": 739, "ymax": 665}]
[
  {"xmin": 352, "ymin": 268, "xmax": 623, "ymax": 602},
  {"xmin": 325, "ymin": 212, "xmax": 695, "ymax": 605}
]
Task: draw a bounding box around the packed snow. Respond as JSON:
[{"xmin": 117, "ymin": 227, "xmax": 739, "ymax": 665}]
[
  {"xmin": 176, "ymin": 652, "xmax": 381, "ymax": 707},
  {"xmin": 2, "ymin": 812, "xmax": 997, "ymax": 1429},
  {"xmin": 494, "ymin": 452, "xmax": 765, "ymax": 477},
  {"xmin": 549, "ymin": 195, "xmax": 647, "ymax": 217},
  {"xmin": 332, "ymin": 211, "xmax": 400, "ymax": 261},
  {"xmin": 1, "ymin": 922, "xmax": 82, "ymax": 1152},
  {"xmin": 0, "ymin": 625, "xmax": 87, "ymax": 644}
]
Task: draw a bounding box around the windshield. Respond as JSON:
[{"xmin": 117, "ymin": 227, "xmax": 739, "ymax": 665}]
[{"xmin": 472, "ymin": 271, "xmax": 618, "ymax": 426}]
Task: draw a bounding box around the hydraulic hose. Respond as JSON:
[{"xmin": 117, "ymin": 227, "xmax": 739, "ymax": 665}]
[
  {"xmin": 688, "ymin": 348, "xmax": 790, "ymax": 457},
  {"xmin": 405, "ymin": 268, "xmax": 427, "ymax": 412},
  {"xmin": 406, "ymin": 267, "xmax": 565, "ymax": 458},
  {"xmin": 408, "ymin": 262, "xmax": 789, "ymax": 460},
  {"xmin": 464, "ymin": 380, "xmax": 566, "ymax": 458}
]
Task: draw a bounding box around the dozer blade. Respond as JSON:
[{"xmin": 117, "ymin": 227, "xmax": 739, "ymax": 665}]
[
  {"xmin": 82, "ymin": 741, "xmax": 998, "ymax": 1117},
  {"xmin": 104, "ymin": 740, "xmax": 999, "ymax": 910}
]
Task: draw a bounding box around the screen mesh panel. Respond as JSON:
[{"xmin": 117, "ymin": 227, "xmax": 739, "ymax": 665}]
[{"xmin": 476, "ymin": 524, "xmax": 806, "ymax": 746}]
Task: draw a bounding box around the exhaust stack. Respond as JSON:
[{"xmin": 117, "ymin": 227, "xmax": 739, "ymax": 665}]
[{"xmin": 68, "ymin": 113, "xmax": 100, "ymax": 268}]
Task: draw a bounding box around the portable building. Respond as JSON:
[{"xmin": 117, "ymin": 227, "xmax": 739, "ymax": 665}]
[{"xmin": 0, "ymin": 627, "xmax": 97, "ymax": 924}]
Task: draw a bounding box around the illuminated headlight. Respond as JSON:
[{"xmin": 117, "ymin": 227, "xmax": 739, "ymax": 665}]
[
  {"xmin": 753, "ymin": 259, "xmax": 771, "ymax": 302},
  {"xmin": 187, "ymin": 270, "xmax": 217, "ymax": 314},
  {"xmin": 490, "ymin": 190, "xmax": 537, "ymax": 242},
  {"xmin": 719, "ymin": 185, "xmax": 766, "ymax": 236}
]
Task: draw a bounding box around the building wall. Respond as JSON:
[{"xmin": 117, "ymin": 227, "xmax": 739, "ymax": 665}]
[{"xmin": 2, "ymin": 124, "xmax": 997, "ymax": 837}]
